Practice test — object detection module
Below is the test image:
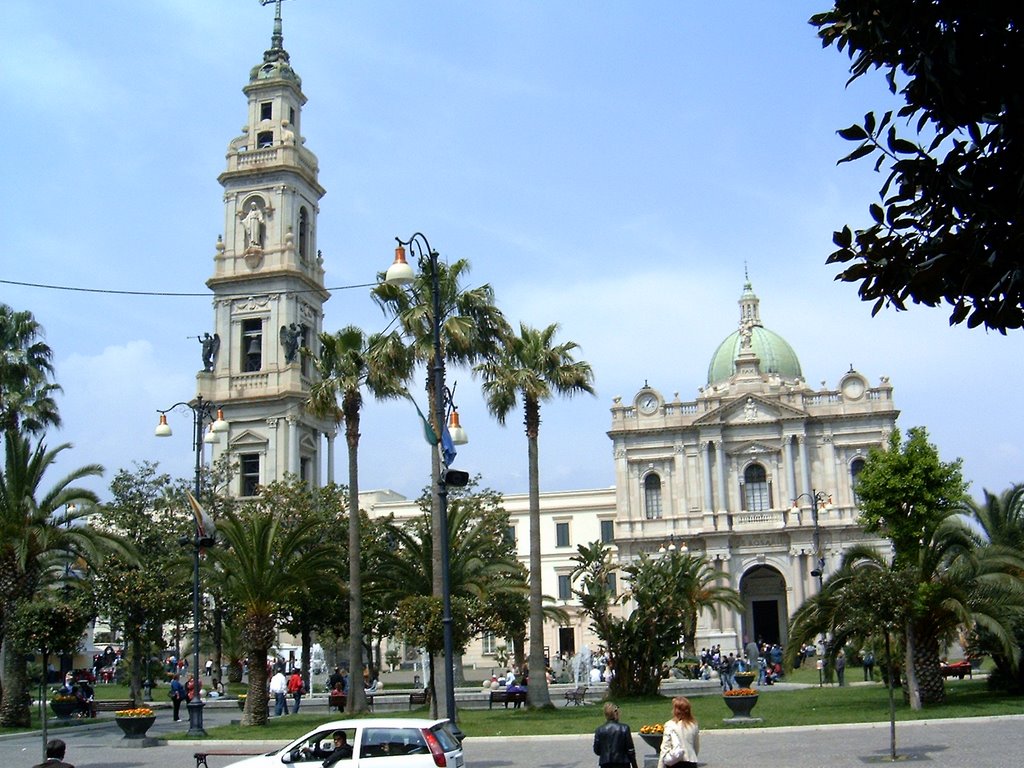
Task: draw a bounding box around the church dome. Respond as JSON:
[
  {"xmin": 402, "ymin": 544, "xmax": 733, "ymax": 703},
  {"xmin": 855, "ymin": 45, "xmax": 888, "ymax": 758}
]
[{"xmin": 706, "ymin": 280, "xmax": 802, "ymax": 386}]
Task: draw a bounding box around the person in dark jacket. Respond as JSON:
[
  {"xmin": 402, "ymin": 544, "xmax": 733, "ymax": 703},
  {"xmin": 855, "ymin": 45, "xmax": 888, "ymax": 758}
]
[{"xmin": 593, "ymin": 702, "xmax": 638, "ymax": 768}]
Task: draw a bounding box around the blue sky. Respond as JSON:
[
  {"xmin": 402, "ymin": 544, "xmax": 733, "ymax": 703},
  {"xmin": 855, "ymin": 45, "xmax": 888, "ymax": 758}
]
[{"xmin": 4, "ymin": 0, "xmax": 1021, "ymax": 503}]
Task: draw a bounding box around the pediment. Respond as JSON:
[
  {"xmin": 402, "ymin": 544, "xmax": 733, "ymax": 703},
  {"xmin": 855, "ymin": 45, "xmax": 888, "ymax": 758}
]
[
  {"xmin": 726, "ymin": 440, "xmax": 781, "ymax": 457},
  {"xmin": 694, "ymin": 394, "xmax": 806, "ymax": 426},
  {"xmin": 230, "ymin": 429, "xmax": 269, "ymax": 449}
]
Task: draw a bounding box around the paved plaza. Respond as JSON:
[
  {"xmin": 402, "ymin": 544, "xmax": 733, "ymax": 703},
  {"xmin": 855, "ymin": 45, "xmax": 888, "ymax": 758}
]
[{"xmin": 2, "ymin": 703, "xmax": 1022, "ymax": 768}]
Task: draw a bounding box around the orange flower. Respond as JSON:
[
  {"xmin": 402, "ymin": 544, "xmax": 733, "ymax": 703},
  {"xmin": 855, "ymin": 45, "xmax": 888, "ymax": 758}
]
[{"xmin": 723, "ymin": 688, "xmax": 758, "ymax": 697}]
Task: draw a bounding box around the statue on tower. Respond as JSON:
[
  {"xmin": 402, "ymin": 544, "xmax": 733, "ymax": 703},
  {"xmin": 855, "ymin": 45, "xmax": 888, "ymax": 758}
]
[
  {"xmin": 280, "ymin": 323, "xmax": 303, "ymax": 363},
  {"xmin": 200, "ymin": 333, "xmax": 220, "ymax": 372},
  {"xmin": 243, "ymin": 202, "xmax": 264, "ymax": 249}
]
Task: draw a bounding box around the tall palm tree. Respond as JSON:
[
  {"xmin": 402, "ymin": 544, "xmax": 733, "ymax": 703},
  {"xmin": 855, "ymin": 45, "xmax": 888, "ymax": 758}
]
[
  {"xmin": 209, "ymin": 507, "xmax": 339, "ymax": 726},
  {"xmin": 304, "ymin": 326, "xmax": 411, "ymax": 713},
  {"xmin": 0, "ymin": 433, "xmax": 129, "ymax": 726},
  {"xmin": 476, "ymin": 322, "xmax": 595, "ymax": 707},
  {"xmin": 0, "ymin": 304, "xmax": 61, "ymax": 436},
  {"xmin": 373, "ymin": 255, "xmax": 508, "ymax": 713}
]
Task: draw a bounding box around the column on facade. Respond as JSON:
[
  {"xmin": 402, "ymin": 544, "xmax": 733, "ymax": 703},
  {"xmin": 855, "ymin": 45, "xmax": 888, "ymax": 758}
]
[
  {"xmin": 799, "ymin": 433, "xmax": 812, "ymax": 498},
  {"xmin": 267, "ymin": 417, "xmax": 280, "ymax": 485},
  {"xmin": 714, "ymin": 441, "xmax": 729, "ymax": 532},
  {"xmin": 702, "ymin": 441, "xmax": 713, "ymax": 512},
  {"xmin": 287, "ymin": 415, "xmax": 299, "ymax": 476},
  {"xmin": 793, "ymin": 551, "xmax": 806, "ymax": 606},
  {"xmin": 326, "ymin": 430, "xmax": 335, "ymax": 485},
  {"xmin": 823, "ymin": 434, "xmax": 838, "ymax": 520},
  {"xmin": 785, "ymin": 434, "xmax": 797, "ymax": 506},
  {"xmin": 673, "ymin": 444, "xmax": 687, "ymax": 526}
]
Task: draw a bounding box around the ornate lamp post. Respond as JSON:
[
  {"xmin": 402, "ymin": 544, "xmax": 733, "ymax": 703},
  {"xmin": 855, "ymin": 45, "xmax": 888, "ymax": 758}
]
[
  {"xmin": 791, "ymin": 489, "xmax": 832, "ymax": 590},
  {"xmin": 154, "ymin": 394, "xmax": 227, "ymax": 737},
  {"xmin": 385, "ymin": 233, "xmax": 469, "ymax": 731}
]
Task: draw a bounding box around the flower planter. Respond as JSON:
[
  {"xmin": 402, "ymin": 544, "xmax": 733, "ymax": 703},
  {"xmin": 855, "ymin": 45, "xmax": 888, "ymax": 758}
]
[
  {"xmin": 639, "ymin": 733, "xmax": 663, "ymax": 752},
  {"xmin": 723, "ymin": 693, "xmax": 759, "ymax": 720},
  {"xmin": 115, "ymin": 715, "xmax": 156, "ymax": 739},
  {"xmin": 50, "ymin": 700, "xmax": 78, "ymax": 720},
  {"xmin": 734, "ymin": 671, "xmax": 756, "ymax": 688}
]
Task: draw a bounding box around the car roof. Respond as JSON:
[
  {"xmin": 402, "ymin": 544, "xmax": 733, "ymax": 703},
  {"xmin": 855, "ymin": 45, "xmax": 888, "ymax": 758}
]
[{"xmin": 311, "ymin": 718, "xmax": 450, "ymax": 729}]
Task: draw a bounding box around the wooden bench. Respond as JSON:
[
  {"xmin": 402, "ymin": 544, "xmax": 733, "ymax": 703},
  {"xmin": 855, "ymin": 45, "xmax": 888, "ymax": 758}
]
[
  {"xmin": 488, "ymin": 689, "xmax": 527, "ymax": 709},
  {"xmin": 564, "ymin": 686, "xmax": 588, "ymax": 706},
  {"xmin": 194, "ymin": 750, "xmax": 263, "ymax": 768},
  {"xmin": 91, "ymin": 699, "xmax": 134, "ymax": 717},
  {"xmin": 409, "ymin": 689, "xmax": 428, "ymax": 708}
]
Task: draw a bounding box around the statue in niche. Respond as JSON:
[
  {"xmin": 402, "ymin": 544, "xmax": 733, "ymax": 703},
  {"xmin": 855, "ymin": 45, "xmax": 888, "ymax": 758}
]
[
  {"xmin": 280, "ymin": 323, "xmax": 303, "ymax": 363},
  {"xmin": 200, "ymin": 333, "xmax": 220, "ymax": 372},
  {"xmin": 242, "ymin": 201, "xmax": 264, "ymax": 248}
]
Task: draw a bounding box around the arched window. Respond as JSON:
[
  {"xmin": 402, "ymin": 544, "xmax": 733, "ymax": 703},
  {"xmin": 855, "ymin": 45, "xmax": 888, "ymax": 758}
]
[
  {"xmin": 850, "ymin": 458, "xmax": 866, "ymax": 505},
  {"xmin": 298, "ymin": 207, "xmax": 309, "ymax": 261},
  {"xmin": 644, "ymin": 473, "xmax": 663, "ymax": 520},
  {"xmin": 743, "ymin": 463, "xmax": 771, "ymax": 511}
]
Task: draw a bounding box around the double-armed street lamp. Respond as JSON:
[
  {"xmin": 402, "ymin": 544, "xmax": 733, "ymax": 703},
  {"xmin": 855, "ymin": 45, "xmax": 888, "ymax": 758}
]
[
  {"xmin": 385, "ymin": 233, "xmax": 469, "ymax": 731},
  {"xmin": 155, "ymin": 394, "xmax": 227, "ymax": 737},
  {"xmin": 791, "ymin": 489, "xmax": 832, "ymax": 591}
]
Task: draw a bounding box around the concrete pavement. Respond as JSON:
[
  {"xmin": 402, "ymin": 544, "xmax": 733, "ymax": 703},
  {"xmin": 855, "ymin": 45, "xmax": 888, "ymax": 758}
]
[{"xmin": 3, "ymin": 703, "xmax": 1022, "ymax": 768}]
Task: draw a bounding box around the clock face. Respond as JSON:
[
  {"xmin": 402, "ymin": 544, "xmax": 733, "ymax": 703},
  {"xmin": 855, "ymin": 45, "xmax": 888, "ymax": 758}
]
[
  {"xmin": 842, "ymin": 376, "xmax": 866, "ymax": 400},
  {"xmin": 638, "ymin": 393, "xmax": 658, "ymax": 415}
]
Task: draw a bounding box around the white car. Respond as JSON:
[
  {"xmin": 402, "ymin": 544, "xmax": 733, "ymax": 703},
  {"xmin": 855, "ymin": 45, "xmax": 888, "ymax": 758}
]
[{"xmin": 224, "ymin": 718, "xmax": 464, "ymax": 768}]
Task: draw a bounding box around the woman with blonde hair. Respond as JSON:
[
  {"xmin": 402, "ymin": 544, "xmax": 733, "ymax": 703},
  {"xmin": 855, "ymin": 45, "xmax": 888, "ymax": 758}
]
[{"xmin": 657, "ymin": 696, "xmax": 699, "ymax": 768}]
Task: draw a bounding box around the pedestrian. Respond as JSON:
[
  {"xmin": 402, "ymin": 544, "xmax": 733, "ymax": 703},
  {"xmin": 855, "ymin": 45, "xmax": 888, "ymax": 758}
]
[
  {"xmin": 205, "ymin": 658, "xmax": 214, "ymax": 677},
  {"xmin": 593, "ymin": 702, "xmax": 639, "ymax": 768},
  {"xmin": 657, "ymin": 696, "xmax": 699, "ymax": 768},
  {"xmin": 288, "ymin": 668, "xmax": 305, "ymax": 713},
  {"xmin": 863, "ymin": 650, "xmax": 875, "ymax": 681},
  {"xmin": 169, "ymin": 673, "xmax": 186, "ymax": 721},
  {"xmin": 836, "ymin": 650, "xmax": 847, "ymax": 686},
  {"xmin": 33, "ymin": 737, "xmax": 74, "ymax": 768},
  {"xmin": 270, "ymin": 666, "xmax": 290, "ymax": 716}
]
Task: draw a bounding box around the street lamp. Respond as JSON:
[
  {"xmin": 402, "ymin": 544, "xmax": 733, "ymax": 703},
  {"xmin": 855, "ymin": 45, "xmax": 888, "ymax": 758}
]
[
  {"xmin": 386, "ymin": 233, "xmax": 468, "ymax": 731},
  {"xmin": 154, "ymin": 394, "xmax": 227, "ymax": 737},
  {"xmin": 791, "ymin": 489, "xmax": 831, "ymax": 590}
]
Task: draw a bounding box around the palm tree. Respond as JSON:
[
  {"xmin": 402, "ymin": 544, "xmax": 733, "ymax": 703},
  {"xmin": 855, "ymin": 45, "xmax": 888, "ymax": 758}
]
[
  {"xmin": 373, "ymin": 494, "xmax": 526, "ymax": 711},
  {"xmin": 959, "ymin": 485, "xmax": 1024, "ymax": 689},
  {"xmin": 373, "ymin": 255, "xmax": 508, "ymax": 712},
  {"xmin": 476, "ymin": 322, "xmax": 595, "ymax": 707},
  {"xmin": 661, "ymin": 550, "xmax": 744, "ymax": 657},
  {"xmin": 0, "ymin": 304, "xmax": 61, "ymax": 436},
  {"xmin": 0, "ymin": 432, "xmax": 129, "ymax": 726},
  {"xmin": 304, "ymin": 325, "xmax": 411, "ymax": 713},
  {"xmin": 208, "ymin": 507, "xmax": 339, "ymax": 726}
]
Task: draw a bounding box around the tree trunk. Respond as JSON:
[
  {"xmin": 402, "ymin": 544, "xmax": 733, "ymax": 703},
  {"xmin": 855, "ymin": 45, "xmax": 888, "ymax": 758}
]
[
  {"xmin": 128, "ymin": 634, "xmax": 142, "ymax": 706},
  {"xmin": 903, "ymin": 621, "xmax": 922, "ymax": 710},
  {"xmin": 346, "ymin": 407, "xmax": 368, "ymax": 714},
  {"xmin": 525, "ymin": 402, "xmax": 552, "ymax": 708},
  {"xmin": 0, "ymin": 636, "xmax": 30, "ymax": 727},
  {"xmin": 911, "ymin": 623, "xmax": 946, "ymax": 705},
  {"xmin": 243, "ymin": 645, "xmax": 270, "ymax": 726},
  {"xmin": 300, "ymin": 625, "xmax": 312, "ymax": 695},
  {"xmin": 512, "ymin": 630, "xmax": 526, "ymax": 672}
]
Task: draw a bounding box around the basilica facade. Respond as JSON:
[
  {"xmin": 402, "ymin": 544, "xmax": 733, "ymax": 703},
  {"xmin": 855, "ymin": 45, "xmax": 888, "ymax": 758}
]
[{"xmin": 201, "ymin": 8, "xmax": 898, "ymax": 670}]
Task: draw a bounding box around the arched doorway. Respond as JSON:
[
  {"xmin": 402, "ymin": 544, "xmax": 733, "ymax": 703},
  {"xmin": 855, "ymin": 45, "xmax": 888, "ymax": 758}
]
[{"xmin": 739, "ymin": 565, "xmax": 788, "ymax": 646}]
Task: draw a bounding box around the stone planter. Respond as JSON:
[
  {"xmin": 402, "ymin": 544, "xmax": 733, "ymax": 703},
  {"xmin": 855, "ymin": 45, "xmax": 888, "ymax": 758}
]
[
  {"xmin": 50, "ymin": 699, "xmax": 78, "ymax": 720},
  {"xmin": 115, "ymin": 715, "xmax": 156, "ymax": 739},
  {"xmin": 723, "ymin": 693, "xmax": 760, "ymax": 721},
  {"xmin": 639, "ymin": 733, "xmax": 663, "ymax": 752},
  {"xmin": 734, "ymin": 671, "xmax": 756, "ymax": 688}
]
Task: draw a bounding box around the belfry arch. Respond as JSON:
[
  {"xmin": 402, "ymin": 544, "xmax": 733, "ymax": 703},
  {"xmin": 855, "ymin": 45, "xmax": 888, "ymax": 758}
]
[{"xmin": 739, "ymin": 564, "xmax": 789, "ymax": 646}]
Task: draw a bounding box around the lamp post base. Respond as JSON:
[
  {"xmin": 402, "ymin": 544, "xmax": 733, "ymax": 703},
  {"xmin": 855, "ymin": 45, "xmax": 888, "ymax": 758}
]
[{"xmin": 186, "ymin": 698, "xmax": 207, "ymax": 738}]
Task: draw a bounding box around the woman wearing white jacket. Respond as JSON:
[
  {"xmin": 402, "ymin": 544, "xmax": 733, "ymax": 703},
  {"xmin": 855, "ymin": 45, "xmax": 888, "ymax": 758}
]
[{"xmin": 657, "ymin": 696, "xmax": 700, "ymax": 768}]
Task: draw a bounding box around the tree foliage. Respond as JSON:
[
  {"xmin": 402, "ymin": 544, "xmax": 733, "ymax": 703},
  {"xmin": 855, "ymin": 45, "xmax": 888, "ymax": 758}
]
[
  {"xmin": 570, "ymin": 542, "xmax": 740, "ymax": 697},
  {"xmin": 0, "ymin": 304, "xmax": 61, "ymax": 435},
  {"xmin": 812, "ymin": 2, "xmax": 1024, "ymax": 331}
]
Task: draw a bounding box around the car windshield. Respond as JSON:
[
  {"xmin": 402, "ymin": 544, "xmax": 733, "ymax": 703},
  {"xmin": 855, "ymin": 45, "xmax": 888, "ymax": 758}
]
[{"xmin": 288, "ymin": 728, "xmax": 355, "ymax": 764}]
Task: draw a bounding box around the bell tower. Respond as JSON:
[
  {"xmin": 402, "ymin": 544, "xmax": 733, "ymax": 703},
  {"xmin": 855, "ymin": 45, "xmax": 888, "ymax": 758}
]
[{"xmin": 197, "ymin": 1, "xmax": 334, "ymax": 495}]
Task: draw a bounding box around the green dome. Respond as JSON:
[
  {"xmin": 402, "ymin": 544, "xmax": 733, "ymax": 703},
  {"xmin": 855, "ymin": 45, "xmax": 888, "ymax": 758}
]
[{"xmin": 707, "ymin": 326, "xmax": 802, "ymax": 385}]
